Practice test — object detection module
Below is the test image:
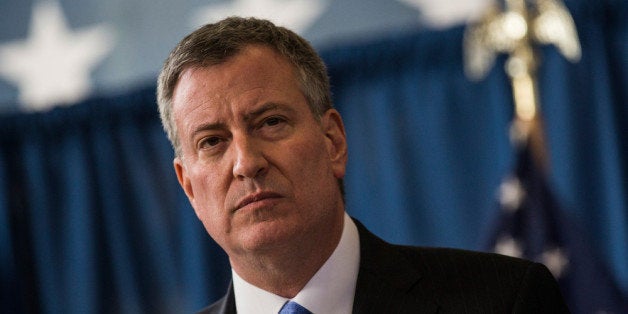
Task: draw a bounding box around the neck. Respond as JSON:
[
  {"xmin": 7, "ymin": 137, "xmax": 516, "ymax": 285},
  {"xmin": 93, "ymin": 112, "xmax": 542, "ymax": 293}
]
[{"xmin": 230, "ymin": 211, "xmax": 345, "ymax": 298}]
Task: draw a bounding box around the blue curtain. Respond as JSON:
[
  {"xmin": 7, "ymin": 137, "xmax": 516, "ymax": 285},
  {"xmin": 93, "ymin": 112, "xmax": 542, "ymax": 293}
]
[
  {"xmin": 1, "ymin": 0, "xmax": 625, "ymax": 312},
  {"xmin": 0, "ymin": 89, "xmax": 231, "ymax": 313},
  {"xmin": 325, "ymin": 0, "xmax": 627, "ymax": 301}
]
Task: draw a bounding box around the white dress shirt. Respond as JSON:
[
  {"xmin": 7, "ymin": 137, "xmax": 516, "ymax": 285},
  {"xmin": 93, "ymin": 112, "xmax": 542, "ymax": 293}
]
[{"xmin": 232, "ymin": 212, "xmax": 360, "ymax": 314}]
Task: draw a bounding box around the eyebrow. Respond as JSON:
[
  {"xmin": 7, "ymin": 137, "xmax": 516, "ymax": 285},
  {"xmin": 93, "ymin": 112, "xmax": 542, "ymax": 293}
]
[
  {"xmin": 189, "ymin": 102, "xmax": 296, "ymax": 139},
  {"xmin": 189, "ymin": 121, "xmax": 227, "ymax": 141},
  {"xmin": 242, "ymin": 102, "xmax": 296, "ymax": 122}
]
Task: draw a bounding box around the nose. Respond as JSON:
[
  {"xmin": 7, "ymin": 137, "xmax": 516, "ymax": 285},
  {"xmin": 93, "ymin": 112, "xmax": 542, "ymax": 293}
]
[{"xmin": 232, "ymin": 136, "xmax": 269, "ymax": 179}]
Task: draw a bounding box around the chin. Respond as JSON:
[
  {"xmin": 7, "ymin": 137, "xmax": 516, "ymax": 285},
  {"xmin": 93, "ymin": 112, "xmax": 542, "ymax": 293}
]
[{"xmin": 236, "ymin": 219, "xmax": 302, "ymax": 252}]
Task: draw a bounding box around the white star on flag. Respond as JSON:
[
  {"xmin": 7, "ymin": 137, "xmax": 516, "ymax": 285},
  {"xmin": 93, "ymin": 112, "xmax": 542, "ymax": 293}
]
[
  {"xmin": 0, "ymin": 0, "xmax": 115, "ymax": 111},
  {"xmin": 191, "ymin": 0, "xmax": 328, "ymax": 34},
  {"xmin": 498, "ymin": 176, "xmax": 526, "ymax": 212},
  {"xmin": 540, "ymin": 247, "xmax": 569, "ymax": 279},
  {"xmin": 494, "ymin": 236, "xmax": 523, "ymax": 258}
]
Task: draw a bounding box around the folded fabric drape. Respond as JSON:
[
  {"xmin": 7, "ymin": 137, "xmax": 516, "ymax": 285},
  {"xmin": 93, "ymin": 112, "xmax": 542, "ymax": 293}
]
[{"xmin": 0, "ymin": 0, "xmax": 625, "ymax": 313}]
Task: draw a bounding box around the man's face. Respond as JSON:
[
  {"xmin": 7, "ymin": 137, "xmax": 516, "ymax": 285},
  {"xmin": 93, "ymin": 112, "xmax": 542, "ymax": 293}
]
[{"xmin": 171, "ymin": 45, "xmax": 347, "ymax": 258}]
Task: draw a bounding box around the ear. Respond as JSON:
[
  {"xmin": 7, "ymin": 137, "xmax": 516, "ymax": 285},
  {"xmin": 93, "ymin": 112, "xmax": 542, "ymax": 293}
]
[
  {"xmin": 322, "ymin": 109, "xmax": 348, "ymax": 179},
  {"xmin": 174, "ymin": 157, "xmax": 195, "ymax": 202}
]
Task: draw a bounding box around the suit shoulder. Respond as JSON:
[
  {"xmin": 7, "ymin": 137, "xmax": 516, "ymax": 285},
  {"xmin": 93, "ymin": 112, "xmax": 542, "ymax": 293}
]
[
  {"xmin": 352, "ymin": 220, "xmax": 568, "ymax": 312},
  {"xmin": 395, "ymin": 245, "xmax": 543, "ymax": 286},
  {"xmin": 393, "ymin": 246, "xmax": 568, "ymax": 312},
  {"xmin": 396, "ymin": 245, "xmax": 568, "ymax": 310},
  {"xmin": 396, "ymin": 245, "xmax": 534, "ymax": 271},
  {"xmin": 393, "ymin": 246, "xmax": 532, "ymax": 291}
]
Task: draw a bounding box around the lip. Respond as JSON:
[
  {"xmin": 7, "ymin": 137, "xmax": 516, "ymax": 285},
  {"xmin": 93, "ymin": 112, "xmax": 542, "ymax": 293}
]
[{"xmin": 234, "ymin": 191, "xmax": 283, "ymax": 212}]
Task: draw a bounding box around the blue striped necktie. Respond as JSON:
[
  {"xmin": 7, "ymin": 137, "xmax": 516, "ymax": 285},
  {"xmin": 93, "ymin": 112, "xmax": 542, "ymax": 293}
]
[{"xmin": 278, "ymin": 300, "xmax": 312, "ymax": 314}]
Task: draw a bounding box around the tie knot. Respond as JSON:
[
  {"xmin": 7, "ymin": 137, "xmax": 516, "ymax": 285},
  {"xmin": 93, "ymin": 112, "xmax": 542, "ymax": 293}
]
[{"xmin": 278, "ymin": 300, "xmax": 312, "ymax": 314}]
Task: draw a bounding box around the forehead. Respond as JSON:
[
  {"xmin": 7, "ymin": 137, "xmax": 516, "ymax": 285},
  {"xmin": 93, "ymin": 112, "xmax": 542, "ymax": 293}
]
[
  {"xmin": 170, "ymin": 45, "xmax": 307, "ymax": 131},
  {"xmin": 175, "ymin": 45, "xmax": 296, "ymax": 98}
]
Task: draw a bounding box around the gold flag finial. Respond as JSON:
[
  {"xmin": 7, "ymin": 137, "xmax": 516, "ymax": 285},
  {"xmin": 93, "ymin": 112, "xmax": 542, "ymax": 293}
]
[{"xmin": 463, "ymin": 0, "xmax": 581, "ymax": 169}]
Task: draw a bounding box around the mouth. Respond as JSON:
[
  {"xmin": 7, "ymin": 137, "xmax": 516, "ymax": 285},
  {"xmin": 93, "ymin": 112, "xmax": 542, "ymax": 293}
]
[{"xmin": 234, "ymin": 191, "xmax": 283, "ymax": 212}]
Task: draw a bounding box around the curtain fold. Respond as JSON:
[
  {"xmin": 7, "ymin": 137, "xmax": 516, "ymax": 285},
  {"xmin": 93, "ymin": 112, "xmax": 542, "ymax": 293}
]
[
  {"xmin": 1, "ymin": 0, "xmax": 625, "ymax": 312},
  {"xmin": 324, "ymin": 27, "xmax": 515, "ymax": 248},
  {"xmin": 1, "ymin": 89, "xmax": 231, "ymax": 313},
  {"xmin": 321, "ymin": 0, "xmax": 627, "ymax": 300}
]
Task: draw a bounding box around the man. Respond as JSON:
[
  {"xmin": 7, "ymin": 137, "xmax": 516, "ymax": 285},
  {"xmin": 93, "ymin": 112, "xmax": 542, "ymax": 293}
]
[{"xmin": 157, "ymin": 17, "xmax": 568, "ymax": 313}]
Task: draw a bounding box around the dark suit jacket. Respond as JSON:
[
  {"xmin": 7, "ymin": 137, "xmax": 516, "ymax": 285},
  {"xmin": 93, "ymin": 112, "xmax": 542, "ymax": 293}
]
[{"xmin": 199, "ymin": 220, "xmax": 569, "ymax": 313}]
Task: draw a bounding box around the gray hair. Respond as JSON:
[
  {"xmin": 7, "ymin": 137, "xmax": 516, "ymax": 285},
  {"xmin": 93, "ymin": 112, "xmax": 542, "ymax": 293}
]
[{"xmin": 156, "ymin": 17, "xmax": 332, "ymax": 156}]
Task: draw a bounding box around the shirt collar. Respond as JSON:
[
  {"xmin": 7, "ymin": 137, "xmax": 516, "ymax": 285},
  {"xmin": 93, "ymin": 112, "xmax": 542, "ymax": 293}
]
[{"xmin": 232, "ymin": 212, "xmax": 360, "ymax": 314}]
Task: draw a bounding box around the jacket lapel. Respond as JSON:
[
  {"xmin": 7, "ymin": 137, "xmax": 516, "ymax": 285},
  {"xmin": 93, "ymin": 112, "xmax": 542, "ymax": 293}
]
[{"xmin": 352, "ymin": 219, "xmax": 439, "ymax": 314}]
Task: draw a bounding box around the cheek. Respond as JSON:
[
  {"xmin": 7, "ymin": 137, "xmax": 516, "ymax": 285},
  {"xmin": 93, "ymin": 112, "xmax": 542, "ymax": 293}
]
[
  {"xmin": 188, "ymin": 165, "xmax": 228, "ymax": 220},
  {"xmin": 188, "ymin": 168, "xmax": 237, "ymax": 246},
  {"xmin": 288, "ymin": 137, "xmax": 335, "ymax": 186}
]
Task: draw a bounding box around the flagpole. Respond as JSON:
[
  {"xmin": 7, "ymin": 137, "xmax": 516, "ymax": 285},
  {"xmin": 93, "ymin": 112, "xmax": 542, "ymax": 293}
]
[
  {"xmin": 464, "ymin": 0, "xmax": 581, "ymax": 172},
  {"xmin": 503, "ymin": 0, "xmax": 550, "ymax": 172}
]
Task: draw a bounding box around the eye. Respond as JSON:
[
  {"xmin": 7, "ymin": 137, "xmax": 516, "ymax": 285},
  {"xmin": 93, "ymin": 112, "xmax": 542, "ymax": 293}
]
[
  {"xmin": 199, "ymin": 136, "xmax": 223, "ymax": 149},
  {"xmin": 262, "ymin": 116, "xmax": 285, "ymax": 127},
  {"xmin": 254, "ymin": 115, "xmax": 291, "ymax": 139}
]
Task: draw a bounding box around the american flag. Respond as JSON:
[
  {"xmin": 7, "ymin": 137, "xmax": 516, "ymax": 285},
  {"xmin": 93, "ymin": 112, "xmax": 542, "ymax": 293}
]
[
  {"xmin": 0, "ymin": 0, "xmax": 491, "ymax": 113},
  {"xmin": 487, "ymin": 140, "xmax": 628, "ymax": 313}
]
